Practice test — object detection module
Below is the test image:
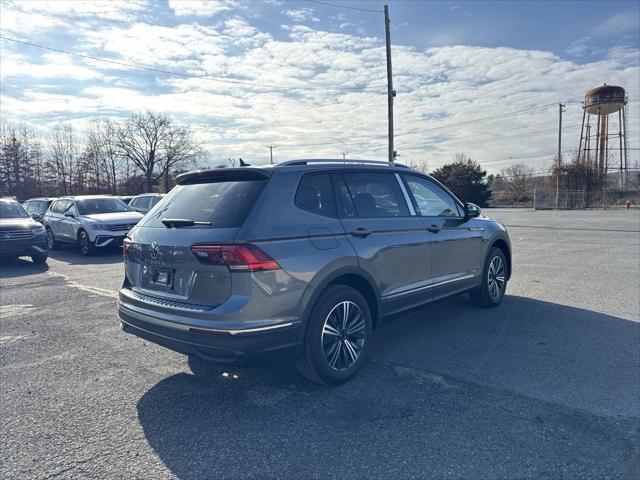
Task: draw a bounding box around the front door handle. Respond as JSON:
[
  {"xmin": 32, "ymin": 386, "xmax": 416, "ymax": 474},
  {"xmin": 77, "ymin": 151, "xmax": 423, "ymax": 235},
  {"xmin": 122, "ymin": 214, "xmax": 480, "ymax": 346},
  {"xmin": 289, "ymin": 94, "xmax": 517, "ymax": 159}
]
[
  {"xmin": 351, "ymin": 227, "xmax": 372, "ymax": 238},
  {"xmin": 428, "ymin": 225, "xmax": 442, "ymax": 233}
]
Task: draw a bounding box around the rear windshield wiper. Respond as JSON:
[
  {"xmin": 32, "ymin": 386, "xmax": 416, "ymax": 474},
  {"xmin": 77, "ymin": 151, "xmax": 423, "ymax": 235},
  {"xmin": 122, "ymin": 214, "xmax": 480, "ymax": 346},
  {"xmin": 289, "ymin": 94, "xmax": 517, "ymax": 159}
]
[{"xmin": 161, "ymin": 218, "xmax": 212, "ymax": 228}]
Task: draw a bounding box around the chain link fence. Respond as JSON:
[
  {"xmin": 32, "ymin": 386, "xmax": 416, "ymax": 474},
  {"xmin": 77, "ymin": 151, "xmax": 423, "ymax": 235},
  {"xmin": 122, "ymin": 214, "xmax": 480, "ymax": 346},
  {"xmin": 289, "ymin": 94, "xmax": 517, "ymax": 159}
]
[{"xmin": 533, "ymin": 189, "xmax": 586, "ymax": 209}]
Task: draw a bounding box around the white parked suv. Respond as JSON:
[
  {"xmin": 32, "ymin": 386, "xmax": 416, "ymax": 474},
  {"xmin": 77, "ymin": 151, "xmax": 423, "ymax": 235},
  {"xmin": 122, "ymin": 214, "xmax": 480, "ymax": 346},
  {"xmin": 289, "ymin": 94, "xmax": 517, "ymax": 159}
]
[{"xmin": 43, "ymin": 196, "xmax": 143, "ymax": 255}]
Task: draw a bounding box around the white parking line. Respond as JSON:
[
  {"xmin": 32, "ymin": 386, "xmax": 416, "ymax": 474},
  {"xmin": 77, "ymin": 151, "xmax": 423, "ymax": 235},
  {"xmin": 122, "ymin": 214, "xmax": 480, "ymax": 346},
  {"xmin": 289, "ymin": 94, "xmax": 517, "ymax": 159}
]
[
  {"xmin": 47, "ymin": 272, "xmax": 119, "ymax": 299},
  {"xmin": 0, "ymin": 304, "xmax": 36, "ymax": 319}
]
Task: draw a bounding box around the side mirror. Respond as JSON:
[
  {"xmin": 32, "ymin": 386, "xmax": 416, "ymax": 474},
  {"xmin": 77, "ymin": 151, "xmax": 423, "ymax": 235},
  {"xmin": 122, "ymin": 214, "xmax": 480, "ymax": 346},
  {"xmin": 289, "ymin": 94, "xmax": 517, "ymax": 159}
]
[
  {"xmin": 464, "ymin": 202, "xmax": 481, "ymax": 220},
  {"xmin": 64, "ymin": 211, "xmax": 75, "ymax": 218},
  {"xmin": 30, "ymin": 213, "xmax": 40, "ymax": 220}
]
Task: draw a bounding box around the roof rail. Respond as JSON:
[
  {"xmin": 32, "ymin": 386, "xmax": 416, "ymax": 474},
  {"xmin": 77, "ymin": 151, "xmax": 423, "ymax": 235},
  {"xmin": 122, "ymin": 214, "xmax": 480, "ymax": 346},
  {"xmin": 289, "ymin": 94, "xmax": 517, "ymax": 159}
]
[{"xmin": 277, "ymin": 159, "xmax": 409, "ymax": 168}]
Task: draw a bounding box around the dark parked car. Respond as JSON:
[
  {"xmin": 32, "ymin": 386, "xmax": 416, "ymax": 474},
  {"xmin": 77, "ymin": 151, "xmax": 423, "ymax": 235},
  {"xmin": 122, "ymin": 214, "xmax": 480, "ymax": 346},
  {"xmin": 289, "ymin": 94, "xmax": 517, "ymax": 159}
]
[
  {"xmin": 0, "ymin": 198, "xmax": 48, "ymax": 264},
  {"xmin": 118, "ymin": 160, "xmax": 511, "ymax": 384},
  {"xmin": 129, "ymin": 193, "xmax": 165, "ymax": 214},
  {"xmin": 23, "ymin": 197, "xmax": 56, "ymax": 222}
]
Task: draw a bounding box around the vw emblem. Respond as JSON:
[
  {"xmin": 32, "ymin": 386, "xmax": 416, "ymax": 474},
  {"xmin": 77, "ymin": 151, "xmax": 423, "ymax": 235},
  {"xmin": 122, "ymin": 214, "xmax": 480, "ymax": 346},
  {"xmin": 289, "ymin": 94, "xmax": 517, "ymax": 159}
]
[
  {"xmin": 150, "ymin": 242, "xmax": 159, "ymax": 259},
  {"xmin": 3, "ymin": 233, "xmax": 10, "ymax": 239}
]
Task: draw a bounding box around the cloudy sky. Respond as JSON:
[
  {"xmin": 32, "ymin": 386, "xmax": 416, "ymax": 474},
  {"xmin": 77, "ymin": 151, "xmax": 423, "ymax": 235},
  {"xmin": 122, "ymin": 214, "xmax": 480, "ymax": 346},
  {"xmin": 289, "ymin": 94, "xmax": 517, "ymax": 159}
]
[{"xmin": 1, "ymin": 0, "xmax": 638, "ymax": 172}]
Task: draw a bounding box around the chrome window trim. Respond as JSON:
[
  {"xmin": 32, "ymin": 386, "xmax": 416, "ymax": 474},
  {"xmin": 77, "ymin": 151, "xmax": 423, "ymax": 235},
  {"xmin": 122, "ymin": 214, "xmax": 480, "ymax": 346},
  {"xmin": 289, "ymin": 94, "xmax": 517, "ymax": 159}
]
[{"xmin": 395, "ymin": 173, "xmax": 416, "ymax": 216}]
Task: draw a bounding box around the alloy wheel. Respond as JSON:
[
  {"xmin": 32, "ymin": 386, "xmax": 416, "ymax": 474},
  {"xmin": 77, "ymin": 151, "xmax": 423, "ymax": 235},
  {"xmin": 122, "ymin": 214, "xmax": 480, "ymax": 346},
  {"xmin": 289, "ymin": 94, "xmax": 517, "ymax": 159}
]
[
  {"xmin": 46, "ymin": 229, "xmax": 54, "ymax": 249},
  {"xmin": 321, "ymin": 301, "xmax": 366, "ymax": 371},
  {"xmin": 80, "ymin": 233, "xmax": 89, "ymax": 255},
  {"xmin": 487, "ymin": 255, "xmax": 505, "ymax": 301}
]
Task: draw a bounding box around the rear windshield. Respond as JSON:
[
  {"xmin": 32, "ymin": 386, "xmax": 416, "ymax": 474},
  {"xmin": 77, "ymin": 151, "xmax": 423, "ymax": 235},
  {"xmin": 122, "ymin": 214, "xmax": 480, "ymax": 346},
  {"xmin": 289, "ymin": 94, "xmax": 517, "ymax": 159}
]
[
  {"xmin": 0, "ymin": 201, "xmax": 29, "ymax": 219},
  {"xmin": 140, "ymin": 180, "xmax": 267, "ymax": 228},
  {"xmin": 76, "ymin": 198, "xmax": 132, "ymax": 215}
]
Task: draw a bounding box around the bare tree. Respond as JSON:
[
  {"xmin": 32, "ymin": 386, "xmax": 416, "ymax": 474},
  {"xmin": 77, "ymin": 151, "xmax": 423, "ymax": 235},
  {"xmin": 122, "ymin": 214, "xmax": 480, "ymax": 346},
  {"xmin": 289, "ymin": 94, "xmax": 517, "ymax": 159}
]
[
  {"xmin": 48, "ymin": 125, "xmax": 78, "ymax": 195},
  {"xmin": 117, "ymin": 111, "xmax": 201, "ymax": 192},
  {"xmin": 85, "ymin": 119, "xmax": 123, "ymax": 194},
  {"xmin": 496, "ymin": 163, "xmax": 535, "ymax": 204}
]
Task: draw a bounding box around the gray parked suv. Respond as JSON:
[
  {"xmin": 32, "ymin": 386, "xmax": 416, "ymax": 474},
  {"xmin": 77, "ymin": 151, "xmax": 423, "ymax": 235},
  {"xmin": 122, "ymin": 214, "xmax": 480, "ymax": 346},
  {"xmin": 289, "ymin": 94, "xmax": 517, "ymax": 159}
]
[
  {"xmin": 43, "ymin": 196, "xmax": 143, "ymax": 255},
  {"xmin": 118, "ymin": 160, "xmax": 511, "ymax": 384}
]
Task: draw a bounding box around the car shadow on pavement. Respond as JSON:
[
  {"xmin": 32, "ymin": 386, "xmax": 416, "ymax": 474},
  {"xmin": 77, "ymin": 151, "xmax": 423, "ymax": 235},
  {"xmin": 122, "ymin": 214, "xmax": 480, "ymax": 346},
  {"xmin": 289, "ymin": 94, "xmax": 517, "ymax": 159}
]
[
  {"xmin": 48, "ymin": 245, "xmax": 124, "ymax": 265},
  {"xmin": 136, "ymin": 295, "xmax": 639, "ymax": 479},
  {"xmin": 0, "ymin": 257, "xmax": 49, "ymax": 278}
]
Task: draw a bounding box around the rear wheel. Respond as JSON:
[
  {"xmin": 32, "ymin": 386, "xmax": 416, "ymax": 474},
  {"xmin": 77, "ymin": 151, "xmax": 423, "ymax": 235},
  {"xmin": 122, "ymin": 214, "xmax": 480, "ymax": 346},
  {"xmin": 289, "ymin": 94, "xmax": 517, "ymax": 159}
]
[
  {"xmin": 470, "ymin": 247, "xmax": 507, "ymax": 307},
  {"xmin": 31, "ymin": 253, "xmax": 47, "ymax": 264},
  {"xmin": 78, "ymin": 230, "xmax": 94, "ymax": 256},
  {"xmin": 46, "ymin": 227, "xmax": 56, "ymax": 250},
  {"xmin": 297, "ymin": 285, "xmax": 372, "ymax": 385}
]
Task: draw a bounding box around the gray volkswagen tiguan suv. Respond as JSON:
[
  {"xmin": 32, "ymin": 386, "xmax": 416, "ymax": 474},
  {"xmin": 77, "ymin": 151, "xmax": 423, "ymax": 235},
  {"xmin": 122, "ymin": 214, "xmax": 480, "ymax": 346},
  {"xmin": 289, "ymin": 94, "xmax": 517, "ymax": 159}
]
[{"xmin": 118, "ymin": 160, "xmax": 511, "ymax": 384}]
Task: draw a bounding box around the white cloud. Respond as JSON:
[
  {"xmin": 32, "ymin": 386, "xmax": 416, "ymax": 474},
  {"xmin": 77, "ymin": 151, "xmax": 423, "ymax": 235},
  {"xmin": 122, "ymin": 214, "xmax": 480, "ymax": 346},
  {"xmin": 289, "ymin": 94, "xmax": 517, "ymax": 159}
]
[
  {"xmin": 593, "ymin": 10, "xmax": 640, "ymax": 36},
  {"xmin": 168, "ymin": 0, "xmax": 238, "ymax": 17},
  {"xmin": 6, "ymin": 0, "xmax": 148, "ymax": 22},
  {"xmin": 282, "ymin": 8, "xmax": 320, "ymax": 23},
  {"xmin": 1, "ymin": 12, "xmax": 638, "ymax": 171}
]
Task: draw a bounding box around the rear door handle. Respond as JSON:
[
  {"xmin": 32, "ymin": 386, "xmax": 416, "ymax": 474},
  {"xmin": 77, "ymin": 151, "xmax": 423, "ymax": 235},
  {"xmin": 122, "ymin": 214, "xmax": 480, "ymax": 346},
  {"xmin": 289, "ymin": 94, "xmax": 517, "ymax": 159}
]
[
  {"xmin": 428, "ymin": 225, "xmax": 442, "ymax": 233},
  {"xmin": 351, "ymin": 228, "xmax": 372, "ymax": 238}
]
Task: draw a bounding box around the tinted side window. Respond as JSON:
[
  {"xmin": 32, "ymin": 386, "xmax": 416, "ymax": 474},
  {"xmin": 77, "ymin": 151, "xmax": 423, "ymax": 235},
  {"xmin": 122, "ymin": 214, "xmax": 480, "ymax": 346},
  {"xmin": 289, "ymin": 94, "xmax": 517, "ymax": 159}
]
[
  {"xmin": 341, "ymin": 172, "xmax": 409, "ymax": 218},
  {"xmin": 50, "ymin": 201, "xmax": 63, "ymax": 213},
  {"xmin": 333, "ymin": 174, "xmax": 356, "ymax": 218},
  {"xmin": 137, "ymin": 197, "xmax": 151, "ymax": 209},
  {"xmin": 295, "ymin": 174, "xmax": 335, "ymax": 217},
  {"xmin": 38, "ymin": 201, "xmax": 49, "ymax": 214},
  {"xmin": 404, "ymin": 175, "xmax": 461, "ymax": 217}
]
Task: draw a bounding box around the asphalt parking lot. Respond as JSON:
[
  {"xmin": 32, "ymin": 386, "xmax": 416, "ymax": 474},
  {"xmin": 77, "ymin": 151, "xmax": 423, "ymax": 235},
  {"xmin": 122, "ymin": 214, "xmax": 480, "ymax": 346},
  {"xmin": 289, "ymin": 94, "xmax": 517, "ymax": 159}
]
[{"xmin": 1, "ymin": 208, "xmax": 639, "ymax": 479}]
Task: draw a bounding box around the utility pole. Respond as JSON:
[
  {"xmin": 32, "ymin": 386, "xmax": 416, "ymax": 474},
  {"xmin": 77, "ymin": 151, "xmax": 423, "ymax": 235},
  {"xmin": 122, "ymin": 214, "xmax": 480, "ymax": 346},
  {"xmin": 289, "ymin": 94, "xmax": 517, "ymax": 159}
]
[
  {"xmin": 341, "ymin": 152, "xmax": 347, "ymax": 160},
  {"xmin": 267, "ymin": 145, "xmax": 275, "ymax": 164},
  {"xmin": 384, "ymin": 5, "xmax": 395, "ymax": 163},
  {"xmin": 556, "ymin": 103, "xmax": 565, "ymax": 208}
]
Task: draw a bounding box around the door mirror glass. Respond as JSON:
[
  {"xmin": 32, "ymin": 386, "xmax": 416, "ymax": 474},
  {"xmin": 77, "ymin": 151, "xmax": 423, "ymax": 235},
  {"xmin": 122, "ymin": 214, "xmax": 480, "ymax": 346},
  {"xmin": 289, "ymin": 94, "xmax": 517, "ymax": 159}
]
[{"xmin": 464, "ymin": 202, "xmax": 481, "ymax": 219}]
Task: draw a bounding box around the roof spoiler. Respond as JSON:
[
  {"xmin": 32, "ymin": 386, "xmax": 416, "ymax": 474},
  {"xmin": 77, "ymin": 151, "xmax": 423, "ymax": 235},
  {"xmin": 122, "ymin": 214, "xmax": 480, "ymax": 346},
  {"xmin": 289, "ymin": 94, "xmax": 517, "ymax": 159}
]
[{"xmin": 176, "ymin": 168, "xmax": 272, "ymax": 185}]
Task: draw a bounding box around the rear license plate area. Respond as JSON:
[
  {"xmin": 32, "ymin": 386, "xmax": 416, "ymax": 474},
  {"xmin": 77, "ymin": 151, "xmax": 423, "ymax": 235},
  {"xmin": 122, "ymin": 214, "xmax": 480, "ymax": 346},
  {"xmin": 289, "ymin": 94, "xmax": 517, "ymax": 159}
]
[{"xmin": 151, "ymin": 268, "xmax": 174, "ymax": 287}]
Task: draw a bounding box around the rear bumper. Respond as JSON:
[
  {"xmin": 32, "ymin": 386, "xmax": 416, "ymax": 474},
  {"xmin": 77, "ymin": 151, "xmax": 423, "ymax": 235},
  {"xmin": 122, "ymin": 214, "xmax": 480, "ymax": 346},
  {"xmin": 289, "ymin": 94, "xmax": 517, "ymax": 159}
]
[
  {"xmin": 118, "ymin": 302, "xmax": 302, "ymax": 366},
  {"xmin": 0, "ymin": 237, "xmax": 48, "ymax": 257}
]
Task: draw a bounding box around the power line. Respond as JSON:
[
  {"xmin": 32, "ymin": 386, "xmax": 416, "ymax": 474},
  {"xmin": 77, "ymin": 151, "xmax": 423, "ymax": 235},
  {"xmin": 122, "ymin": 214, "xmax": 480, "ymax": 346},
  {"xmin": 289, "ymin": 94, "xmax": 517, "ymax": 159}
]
[
  {"xmin": 394, "ymin": 103, "xmax": 558, "ymax": 137},
  {"xmin": 303, "ymin": 0, "xmax": 384, "ymax": 13},
  {"xmin": 0, "ymin": 34, "xmax": 386, "ymax": 94},
  {"xmin": 277, "ymin": 102, "xmax": 570, "ymax": 148}
]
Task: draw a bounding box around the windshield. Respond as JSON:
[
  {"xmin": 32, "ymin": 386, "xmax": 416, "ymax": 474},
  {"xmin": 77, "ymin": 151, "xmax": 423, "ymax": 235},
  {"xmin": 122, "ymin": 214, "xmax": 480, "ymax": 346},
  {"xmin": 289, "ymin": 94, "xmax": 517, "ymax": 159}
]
[
  {"xmin": 76, "ymin": 198, "xmax": 132, "ymax": 215},
  {"xmin": 0, "ymin": 201, "xmax": 29, "ymax": 219},
  {"xmin": 140, "ymin": 180, "xmax": 267, "ymax": 228}
]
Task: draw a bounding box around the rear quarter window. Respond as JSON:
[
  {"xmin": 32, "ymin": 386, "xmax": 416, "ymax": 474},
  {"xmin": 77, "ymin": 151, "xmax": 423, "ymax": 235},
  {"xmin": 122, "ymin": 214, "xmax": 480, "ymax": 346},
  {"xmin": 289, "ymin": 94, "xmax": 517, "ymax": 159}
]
[
  {"xmin": 295, "ymin": 174, "xmax": 335, "ymax": 217},
  {"xmin": 139, "ymin": 180, "xmax": 267, "ymax": 228}
]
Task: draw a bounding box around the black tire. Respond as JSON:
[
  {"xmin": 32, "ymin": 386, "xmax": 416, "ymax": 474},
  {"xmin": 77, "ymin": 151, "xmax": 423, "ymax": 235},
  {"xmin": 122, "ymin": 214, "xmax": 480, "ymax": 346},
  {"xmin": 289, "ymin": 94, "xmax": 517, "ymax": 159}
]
[
  {"xmin": 31, "ymin": 253, "xmax": 48, "ymax": 264},
  {"xmin": 470, "ymin": 247, "xmax": 508, "ymax": 308},
  {"xmin": 78, "ymin": 230, "xmax": 95, "ymax": 256},
  {"xmin": 297, "ymin": 285, "xmax": 372, "ymax": 385},
  {"xmin": 46, "ymin": 227, "xmax": 56, "ymax": 250},
  {"xmin": 188, "ymin": 355, "xmax": 222, "ymax": 379}
]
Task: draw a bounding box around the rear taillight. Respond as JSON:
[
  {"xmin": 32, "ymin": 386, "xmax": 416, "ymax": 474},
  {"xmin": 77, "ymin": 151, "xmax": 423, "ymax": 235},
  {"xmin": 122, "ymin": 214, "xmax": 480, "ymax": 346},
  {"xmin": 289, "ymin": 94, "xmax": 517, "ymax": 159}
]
[
  {"xmin": 123, "ymin": 237, "xmax": 132, "ymax": 258},
  {"xmin": 191, "ymin": 244, "xmax": 280, "ymax": 272}
]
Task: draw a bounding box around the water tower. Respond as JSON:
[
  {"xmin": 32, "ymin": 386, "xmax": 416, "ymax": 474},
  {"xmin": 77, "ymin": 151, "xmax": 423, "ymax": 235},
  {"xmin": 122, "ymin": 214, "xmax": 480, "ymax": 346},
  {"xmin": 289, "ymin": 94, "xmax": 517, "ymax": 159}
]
[{"xmin": 577, "ymin": 84, "xmax": 629, "ymax": 188}]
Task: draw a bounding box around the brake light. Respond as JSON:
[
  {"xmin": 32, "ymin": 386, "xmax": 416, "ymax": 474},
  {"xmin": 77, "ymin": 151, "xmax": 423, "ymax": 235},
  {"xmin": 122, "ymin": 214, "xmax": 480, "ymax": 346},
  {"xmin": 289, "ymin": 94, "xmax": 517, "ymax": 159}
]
[
  {"xmin": 123, "ymin": 237, "xmax": 132, "ymax": 258},
  {"xmin": 191, "ymin": 244, "xmax": 280, "ymax": 271}
]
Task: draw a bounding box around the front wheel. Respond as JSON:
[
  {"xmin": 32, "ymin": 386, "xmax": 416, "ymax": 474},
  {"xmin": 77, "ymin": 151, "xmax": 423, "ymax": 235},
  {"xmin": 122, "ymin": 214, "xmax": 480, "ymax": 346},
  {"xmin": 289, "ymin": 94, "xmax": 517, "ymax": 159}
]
[
  {"xmin": 46, "ymin": 228, "xmax": 56, "ymax": 250},
  {"xmin": 297, "ymin": 285, "xmax": 372, "ymax": 385},
  {"xmin": 470, "ymin": 247, "xmax": 508, "ymax": 307},
  {"xmin": 31, "ymin": 253, "xmax": 48, "ymax": 264},
  {"xmin": 78, "ymin": 230, "xmax": 95, "ymax": 256}
]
